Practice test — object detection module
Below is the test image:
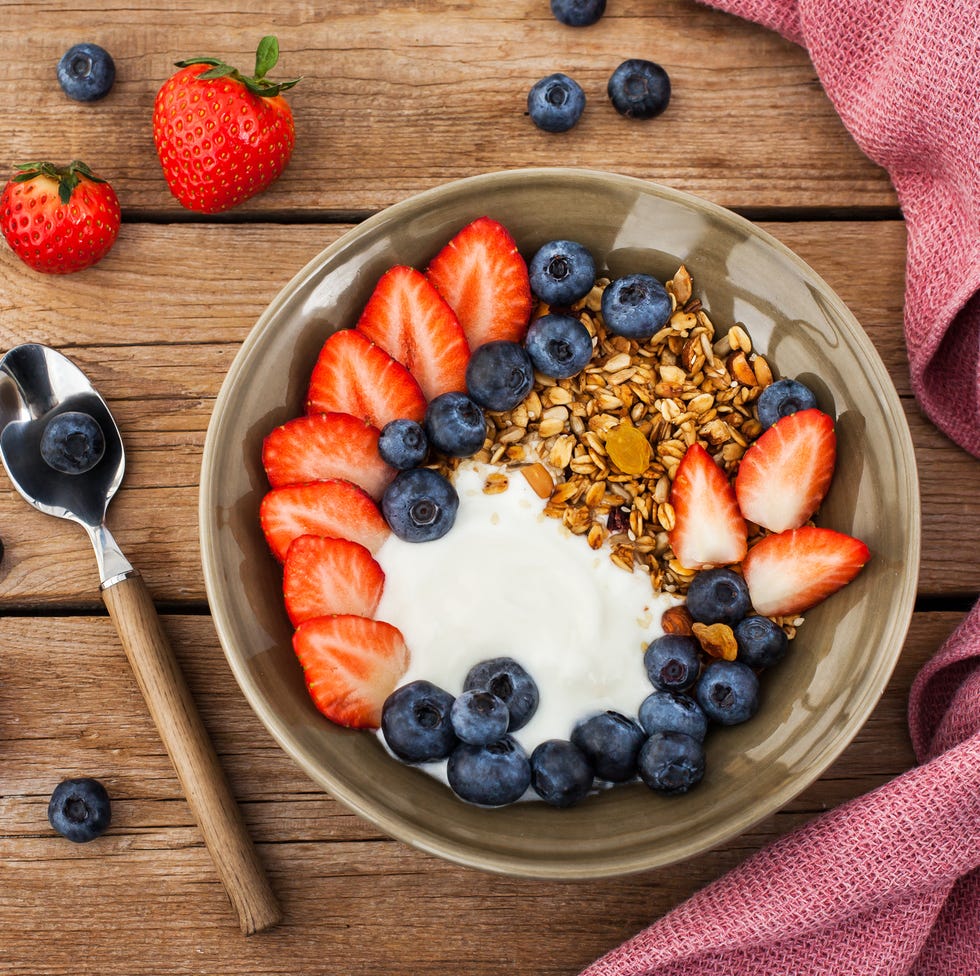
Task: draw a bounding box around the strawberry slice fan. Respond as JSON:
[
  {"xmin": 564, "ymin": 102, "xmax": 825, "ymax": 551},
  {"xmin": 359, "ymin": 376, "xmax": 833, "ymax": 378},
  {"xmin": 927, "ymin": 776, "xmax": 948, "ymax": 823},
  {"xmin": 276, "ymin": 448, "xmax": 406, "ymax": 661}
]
[{"xmin": 579, "ymin": 1, "xmax": 980, "ymax": 975}]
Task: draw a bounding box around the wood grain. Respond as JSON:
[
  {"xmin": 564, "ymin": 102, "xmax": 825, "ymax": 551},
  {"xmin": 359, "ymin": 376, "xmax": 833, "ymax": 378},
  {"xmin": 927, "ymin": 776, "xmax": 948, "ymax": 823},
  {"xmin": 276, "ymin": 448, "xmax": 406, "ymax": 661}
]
[
  {"xmin": 0, "ymin": 1, "xmax": 894, "ymax": 215},
  {"xmin": 0, "ymin": 610, "xmax": 964, "ymax": 974}
]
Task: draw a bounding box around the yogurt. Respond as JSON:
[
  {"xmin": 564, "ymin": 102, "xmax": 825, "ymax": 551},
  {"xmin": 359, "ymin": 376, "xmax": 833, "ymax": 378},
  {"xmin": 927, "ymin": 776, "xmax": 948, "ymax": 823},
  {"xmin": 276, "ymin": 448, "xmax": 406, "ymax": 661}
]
[{"xmin": 374, "ymin": 462, "xmax": 679, "ymax": 763}]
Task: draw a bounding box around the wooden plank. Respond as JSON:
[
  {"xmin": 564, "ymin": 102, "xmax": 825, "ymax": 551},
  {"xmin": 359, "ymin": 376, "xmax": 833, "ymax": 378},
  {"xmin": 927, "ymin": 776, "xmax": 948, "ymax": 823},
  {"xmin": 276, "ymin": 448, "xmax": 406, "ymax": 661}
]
[
  {"xmin": 0, "ymin": 610, "xmax": 964, "ymax": 974},
  {"xmin": 1, "ymin": 220, "xmax": 976, "ymax": 602},
  {"xmin": 0, "ymin": 1, "xmax": 895, "ymax": 214}
]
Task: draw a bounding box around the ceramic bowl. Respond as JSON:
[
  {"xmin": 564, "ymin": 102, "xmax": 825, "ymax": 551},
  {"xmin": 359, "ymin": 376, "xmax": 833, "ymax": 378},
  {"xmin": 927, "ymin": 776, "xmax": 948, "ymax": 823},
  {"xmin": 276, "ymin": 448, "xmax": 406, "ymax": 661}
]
[{"xmin": 200, "ymin": 168, "xmax": 919, "ymax": 878}]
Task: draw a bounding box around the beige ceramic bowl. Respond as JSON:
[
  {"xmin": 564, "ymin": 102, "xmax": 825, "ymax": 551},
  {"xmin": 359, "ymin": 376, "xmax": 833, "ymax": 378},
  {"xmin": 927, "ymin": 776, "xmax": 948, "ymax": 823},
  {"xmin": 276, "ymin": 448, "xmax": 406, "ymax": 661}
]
[{"xmin": 200, "ymin": 168, "xmax": 919, "ymax": 878}]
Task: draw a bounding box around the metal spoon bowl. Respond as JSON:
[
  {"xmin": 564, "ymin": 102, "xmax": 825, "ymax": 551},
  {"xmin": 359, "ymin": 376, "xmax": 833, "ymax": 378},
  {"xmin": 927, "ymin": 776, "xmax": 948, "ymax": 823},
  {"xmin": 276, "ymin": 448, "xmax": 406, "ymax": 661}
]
[{"xmin": 0, "ymin": 343, "xmax": 280, "ymax": 935}]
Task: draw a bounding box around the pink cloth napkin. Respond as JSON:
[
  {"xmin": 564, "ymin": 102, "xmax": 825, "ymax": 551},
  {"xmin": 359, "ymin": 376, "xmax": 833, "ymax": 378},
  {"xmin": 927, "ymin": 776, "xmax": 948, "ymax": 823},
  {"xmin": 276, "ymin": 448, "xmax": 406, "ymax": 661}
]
[
  {"xmin": 581, "ymin": 1, "xmax": 980, "ymax": 973},
  {"xmin": 581, "ymin": 616, "xmax": 980, "ymax": 975},
  {"xmin": 709, "ymin": 0, "xmax": 980, "ymax": 459}
]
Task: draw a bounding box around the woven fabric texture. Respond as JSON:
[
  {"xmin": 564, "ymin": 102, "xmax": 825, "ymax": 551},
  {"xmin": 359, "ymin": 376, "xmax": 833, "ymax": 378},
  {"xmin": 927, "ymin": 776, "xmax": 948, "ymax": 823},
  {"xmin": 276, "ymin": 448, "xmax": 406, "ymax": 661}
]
[
  {"xmin": 713, "ymin": 0, "xmax": 980, "ymax": 458},
  {"xmin": 580, "ymin": 1, "xmax": 980, "ymax": 972}
]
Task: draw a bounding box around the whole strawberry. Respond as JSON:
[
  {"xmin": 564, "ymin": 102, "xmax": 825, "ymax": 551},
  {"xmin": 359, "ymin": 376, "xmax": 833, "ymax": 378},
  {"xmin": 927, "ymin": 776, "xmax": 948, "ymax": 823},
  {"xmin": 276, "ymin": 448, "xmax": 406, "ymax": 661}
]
[
  {"xmin": 153, "ymin": 36, "xmax": 300, "ymax": 213},
  {"xmin": 0, "ymin": 160, "xmax": 121, "ymax": 274}
]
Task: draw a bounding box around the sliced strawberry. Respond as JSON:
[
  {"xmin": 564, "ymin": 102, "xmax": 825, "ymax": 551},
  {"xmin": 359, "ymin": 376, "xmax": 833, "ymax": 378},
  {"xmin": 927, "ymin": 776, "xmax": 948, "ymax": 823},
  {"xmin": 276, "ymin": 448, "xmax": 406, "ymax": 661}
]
[
  {"xmin": 356, "ymin": 265, "xmax": 471, "ymax": 399},
  {"xmin": 742, "ymin": 526, "xmax": 870, "ymax": 617},
  {"xmin": 668, "ymin": 443, "xmax": 748, "ymax": 570},
  {"xmin": 307, "ymin": 328, "xmax": 426, "ymax": 428},
  {"xmin": 262, "ymin": 412, "xmax": 395, "ymax": 500},
  {"xmin": 292, "ymin": 614, "xmax": 410, "ymax": 729},
  {"xmin": 735, "ymin": 408, "xmax": 836, "ymax": 533},
  {"xmin": 260, "ymin": 480, "xmax": 390, "ymax": 562},
  {"xmin": 283, "ymin": 535, "xmax": 385, "ymax": 626},
  {"xmin": 426, "ymin": 216, "xmax": 533, "ymax": 348}
]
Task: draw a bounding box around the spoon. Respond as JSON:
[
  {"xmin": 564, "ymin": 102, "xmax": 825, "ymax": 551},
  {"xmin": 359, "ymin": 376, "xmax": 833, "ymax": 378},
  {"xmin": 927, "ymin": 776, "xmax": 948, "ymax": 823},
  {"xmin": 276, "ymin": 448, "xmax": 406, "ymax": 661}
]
[{"xmin": 0, "ymin": 343, "xmax": 281, "ymax": 935}]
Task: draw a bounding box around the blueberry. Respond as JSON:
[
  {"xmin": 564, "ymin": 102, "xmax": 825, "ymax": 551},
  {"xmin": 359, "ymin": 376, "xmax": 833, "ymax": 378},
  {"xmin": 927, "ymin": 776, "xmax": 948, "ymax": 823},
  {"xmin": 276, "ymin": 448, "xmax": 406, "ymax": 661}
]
[
  {"xmin": 527, "ymin": 72, "xmax": 586, "ymax": 133},
  {"xmin": 686, "ymin": 568, "xmax": 752, "ymax": 626},
  {"xmin": 463, "ymin": 657, "xmax": 539, "ymax": 731},
  {"xmin": 450, "ymin": 689, "xmax": 510, "ymax": 746},
  {"xmin": 756, "ymin": 378, "xmax": 819, "ymax": 430},
  {"xmin": 637, "ymin": 732, "xmax": 705, "ymax": 795},
  {"xmin": 40, "ymin": 410, "xmax": 105, "ymax": 475},
  {"xmin": 607, "ymin": 59, "xmax": 671, "ymax": 119},
  {"xmin": 734, "ymin": 615, "xmax": 789, "ymax": 669},
  {"xmin": 447, "ymin": 736, "xmax": 531, "ymax": 806},
  {"xmin": 528, "ymin": 240, "xmax": 597, "ymax": 306},
  {"xmin": 381, "ymin": 468, "xmax": 459, "ymax": 543},
  {"xmin": 530, "ymin": 739, "xmax": 594, "ymax": 808},
  {"xmin": 424, "ymin": 391, "xmax": 486, "ymax": 457},
  {"xmin": 570, "ymin": 711, "xmax": 645, "ymax": 782},
  {"xmin": 57, "ymin": 43, "xmax": 116, "ymax": 102},
  {"xmin": 465, "ymin": 341, "xmax": 535, "ymax": 412},
  {"xmin": 600, "ymin": 273, "xmax": 672, "ymax": 340},
  {"xmin": 381, "ymin": 680, "xmax": 458, "ymax": 762},
  {"xmin": 524, "ymin": 313, "xmax": 594, "ymax": 379},
  {"xmin": 696, "ymin": 660, "xmax": 760, "ymax": 725},
  {"xmin": 47, "ymin": 777, "xmax": 111, "ymax": 842},
  {"xmin": 638, "ymin": 690, "xmax": 708, "ymax": 742},
  {"xmin": 551, "ymin": 0, "xmax": 606, "ymax": 27},
  {"xmin": 378, "ymin": 419, "xmax": 428, "ymax": 469},
  {"xmin": 643, "ymin": 635, "xmax": 702, "ymax": 692}
]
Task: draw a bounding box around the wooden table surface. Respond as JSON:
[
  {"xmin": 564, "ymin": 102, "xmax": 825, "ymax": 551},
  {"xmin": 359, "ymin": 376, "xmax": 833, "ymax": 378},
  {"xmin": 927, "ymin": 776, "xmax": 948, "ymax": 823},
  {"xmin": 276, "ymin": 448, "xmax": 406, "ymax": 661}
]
[{"xmin": 1, "ymin": 3, "xmax": 976, "ymax": 973}]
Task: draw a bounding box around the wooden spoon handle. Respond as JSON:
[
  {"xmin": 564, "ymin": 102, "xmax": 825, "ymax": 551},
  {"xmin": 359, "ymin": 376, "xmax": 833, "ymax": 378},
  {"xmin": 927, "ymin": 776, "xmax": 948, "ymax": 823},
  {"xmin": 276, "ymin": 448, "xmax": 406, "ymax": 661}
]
[{"xmin": 102, "ymin": 571, "xmax": 282, "ymax": 935}]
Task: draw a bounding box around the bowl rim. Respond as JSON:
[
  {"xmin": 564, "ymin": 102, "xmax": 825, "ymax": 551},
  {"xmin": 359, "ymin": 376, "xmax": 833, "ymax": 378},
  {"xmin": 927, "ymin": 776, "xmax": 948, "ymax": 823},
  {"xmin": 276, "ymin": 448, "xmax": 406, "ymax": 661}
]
[{"xmin": 200, "ymin": 166, "xmax": 921, "ymax": 878}]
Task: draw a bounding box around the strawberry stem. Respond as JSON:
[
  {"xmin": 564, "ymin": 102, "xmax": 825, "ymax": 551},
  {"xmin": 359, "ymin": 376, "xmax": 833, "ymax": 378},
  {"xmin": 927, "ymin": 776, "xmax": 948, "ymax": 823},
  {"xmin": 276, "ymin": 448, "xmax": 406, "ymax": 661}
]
[
  {"xmin": 175, "ymin": 35, "xmax": 301, "ymax": 98},
  {"xmin": 11, "ymin": 160, "xmax": 105, "ymax": 205}
]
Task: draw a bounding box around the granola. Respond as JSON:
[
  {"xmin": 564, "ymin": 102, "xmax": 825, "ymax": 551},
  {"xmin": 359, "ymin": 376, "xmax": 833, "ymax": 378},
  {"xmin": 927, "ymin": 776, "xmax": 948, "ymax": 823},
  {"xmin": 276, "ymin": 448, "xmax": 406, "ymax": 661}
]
[{"xmin": 468, "ymin": 266, "xmax": 773, "ymax": 597}]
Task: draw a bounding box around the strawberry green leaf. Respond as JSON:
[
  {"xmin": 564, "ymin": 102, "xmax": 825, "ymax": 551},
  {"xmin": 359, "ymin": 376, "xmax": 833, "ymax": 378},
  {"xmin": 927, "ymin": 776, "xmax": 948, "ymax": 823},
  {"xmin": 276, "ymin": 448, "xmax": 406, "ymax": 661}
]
[
  {"xmin": 254, "ymin": 35, "xmax": 280, "ymax": 78},
  {"xmin": 9, "ymin": 160, "xmax": 106, "ymax": 204},
  {"xmin": 171, "ymin": 36, "xmax": 300, "ymax": 98},
  {"xmin": 196, "ymin": 64, "xmax": 237, "ymax": 80},
  {"xmin": 173, "ymin": 56, "xmax": 224, "ymax": 68}
]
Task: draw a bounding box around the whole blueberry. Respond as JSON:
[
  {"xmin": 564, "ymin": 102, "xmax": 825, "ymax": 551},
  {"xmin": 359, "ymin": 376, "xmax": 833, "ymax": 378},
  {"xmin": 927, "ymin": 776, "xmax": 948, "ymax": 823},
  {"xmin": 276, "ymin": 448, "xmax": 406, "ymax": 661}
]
[
  {"xmin": 530, "ymin": 739, "xmax": 594, "ymax": 808},
  {"xmin": 734, "ymin": 615, "xmax": 789, "ymax": 669},
  {"xmin": 550, "ymin": 0, "xmax": 606, "ymax": 27},
  {"xmin": 381, "ymin": 467, "xmax": 459, "ymax": 543},
  {"xmin": 686, "ymin": 568, "xmax": 752, "ymax": 626},
  {"xmin": 524, "ymin": 313, "xmax": 594, "ymax": 378},
  {"xmin": 40, "ymin": 410, "xmax": 106, "ymax": 475},
  {"xmin": 378, "ymin": 419, "xmax": 428, "ymax": 469},
  {"xmin": 607, "ymin": 59, "xmax": 671, "ymax": 119},
  {"xmin": 48, "ymin": 777, "xmax": 111, "ymax": 842},
  {"xmin": 601, "ymin": 273, "xmax": 672, "ymax": 340},
  {"xmin": 381, "ymin": 680, "xmax": 458, "ymax": 762},
  {"xmin": 570, "ymin": 711, "xmax": 645, "ymax": 782},
  {"xmin": 527, "ymin": 72, "xmax": 586, "ymax": 133},
  {"xmin": 57, "ymin": 43, "xmax": 116, "ymax": 102},
  {"xmin": 463, "ymin": 657, "xmax": 539, "ymax": 731},
  {"xmin": 643, "ymin": 635, "xmax": 702, "ymax": 693},
  {"xmin": 756, "ymin": 378, "xmax": 819, "ymax": 430},
  {"xmin": 638, "ymin": 690, "xmax": 708, "ymax": 742},
  {"xmin": 465, "ymin": 341, "xmax": 535, "ymax": 412},
  {"xmin": 528, "ymin": 240, "xmax": 597, "ymax": 306},
  {"xmin": 447, "ymin": 736, "xmax": 532, "ymax": 806},
  {"xmin": 450, "ymin": 689, "xmax": 510, "ymax": 746},
  {"xmin": 424, "ymin": 391, "xmax": 486, "ymax": 457},
  {"xmin": 696, "ymin": 660, "xmax": 760, "ymax": 726},
  {"xmin": 638, "ymin": 732, "xmax": 705, "ymax": 795}
]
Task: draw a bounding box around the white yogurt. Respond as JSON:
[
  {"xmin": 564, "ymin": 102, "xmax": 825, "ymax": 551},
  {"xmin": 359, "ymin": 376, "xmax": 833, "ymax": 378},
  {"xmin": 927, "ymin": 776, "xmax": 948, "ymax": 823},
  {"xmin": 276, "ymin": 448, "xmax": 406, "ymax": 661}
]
[{"xmin": 374, "ymin": 463, "xmax": 679, "ymax": 763}]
